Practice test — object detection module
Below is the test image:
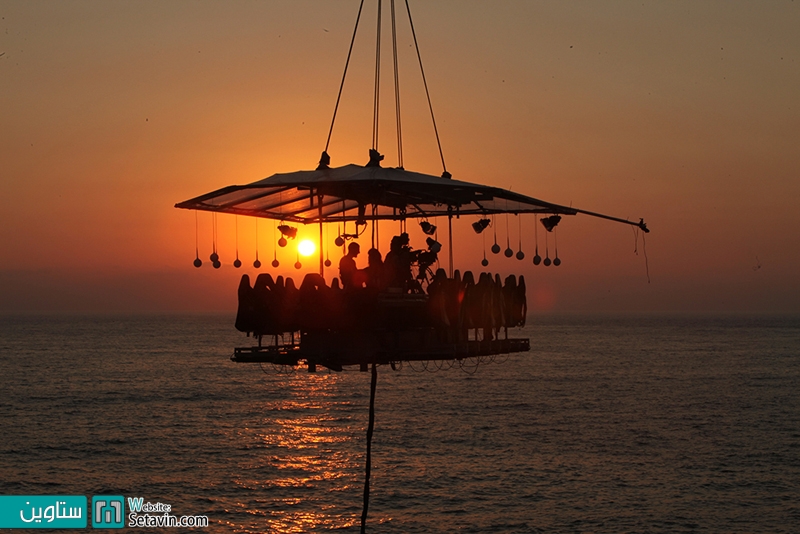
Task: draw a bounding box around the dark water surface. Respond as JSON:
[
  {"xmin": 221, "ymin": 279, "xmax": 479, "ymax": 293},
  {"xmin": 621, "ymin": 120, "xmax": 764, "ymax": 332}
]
[{"xmin": 1, "ymin": 314, "xmax": 798, "ymax": 532}]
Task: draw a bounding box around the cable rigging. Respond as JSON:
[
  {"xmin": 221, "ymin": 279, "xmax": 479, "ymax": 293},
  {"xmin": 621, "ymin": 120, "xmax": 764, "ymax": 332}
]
[{"xmin": 321, "ymin": 0, "xmax": 447, "ymax": 177}]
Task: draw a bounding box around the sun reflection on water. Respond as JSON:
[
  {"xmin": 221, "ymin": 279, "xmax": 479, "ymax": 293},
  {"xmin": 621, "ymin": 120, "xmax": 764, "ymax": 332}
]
[{"xmin": 225, "ymin": 373, "xmax": 366, "ymax": 533}]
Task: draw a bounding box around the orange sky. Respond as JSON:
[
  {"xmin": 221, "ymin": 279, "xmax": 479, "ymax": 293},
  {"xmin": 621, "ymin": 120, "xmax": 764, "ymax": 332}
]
[{"xmin": 1, "ymin": 1, "xmax": 798, "ymax": 313}]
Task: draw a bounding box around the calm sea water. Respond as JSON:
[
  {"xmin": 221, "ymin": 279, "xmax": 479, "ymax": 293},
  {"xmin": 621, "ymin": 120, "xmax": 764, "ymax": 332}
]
[{"xmin": 1, "ymin": 313, "xmax": 798, "ymax": 533}]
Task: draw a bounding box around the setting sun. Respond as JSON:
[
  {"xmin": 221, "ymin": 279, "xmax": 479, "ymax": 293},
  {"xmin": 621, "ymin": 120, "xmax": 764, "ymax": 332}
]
[{"xmin": 298, "ymin": 240, "xmax": 316, "ymax": 257}]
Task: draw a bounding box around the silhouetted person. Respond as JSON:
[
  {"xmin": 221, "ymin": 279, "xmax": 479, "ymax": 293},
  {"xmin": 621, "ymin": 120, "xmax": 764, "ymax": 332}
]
[
  {"xmin": 363, "ymin": 248, "xmax": 385, "ymax": 291},
  {"xmin": 339, "ymin": 242, "xmax": 361, "ymax": 290},
  {"xmin": 384, "ymin": 233, "xmax": 412, "ymax": 290}
]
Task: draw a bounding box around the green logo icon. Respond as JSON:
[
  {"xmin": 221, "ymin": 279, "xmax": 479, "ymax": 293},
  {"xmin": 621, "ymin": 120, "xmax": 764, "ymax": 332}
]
[{"xmin": 91, "ymin": 496, "xmax": 124, "ymax": 529}]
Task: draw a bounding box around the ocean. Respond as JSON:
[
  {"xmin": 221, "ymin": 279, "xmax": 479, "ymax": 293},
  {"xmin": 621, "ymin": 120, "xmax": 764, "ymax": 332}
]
[{"xmin": 1, "ymin": 313, "xmax": 798, "ymax": 533}]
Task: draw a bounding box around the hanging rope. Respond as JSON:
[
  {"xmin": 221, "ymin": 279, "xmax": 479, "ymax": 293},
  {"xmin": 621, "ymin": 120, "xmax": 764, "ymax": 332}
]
[
  {"xmin": 325, "ymin": 0, "xmax": 366, "ymax": 153},
  {"xmin": 234, "ymin": 215, "xmax": 241, "ymax": 267},
  {"xmin": 372, "ymin": 0, "xmax": 383, "ymax": 151},
  {"xmin": 390, "ymin": 0, "xmax": 404, "ymax": 168},
  {"xmin": 405, "ymin": 0, "xmax": 447, "ymax": 175},
  {"xmin": 361, "ymin": 363, "xmax": 378, "ymax": 534},
  {"xmin": 631, "ymin": 226, "xmax": 650, "ymax": 283},
  {"xmin": 271, "ymin": 220, "xmax": 279, "ymax": 268},
  {"xmin": 254, "ymin": 219, "xmax": 261, "ymax": 268},
  {"xmin": 371, "ymin": 205, "xmax": 376, "ymax": 249}
]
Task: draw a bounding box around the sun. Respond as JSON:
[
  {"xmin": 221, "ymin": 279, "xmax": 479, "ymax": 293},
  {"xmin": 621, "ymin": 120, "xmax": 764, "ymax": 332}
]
[{"xmin": 298, "ymin": 239, "xmax": 316, "ymax": 257}]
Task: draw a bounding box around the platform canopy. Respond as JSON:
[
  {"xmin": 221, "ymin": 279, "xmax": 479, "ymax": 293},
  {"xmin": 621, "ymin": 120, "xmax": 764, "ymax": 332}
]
[{"xmin": 175, "ymin": 163, "xmax": 647, "ymax": 230}]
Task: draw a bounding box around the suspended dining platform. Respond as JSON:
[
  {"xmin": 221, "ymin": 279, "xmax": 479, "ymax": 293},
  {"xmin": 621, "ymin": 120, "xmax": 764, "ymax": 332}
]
[{"xmin": 228, "ymin": 269, "xmax": 531, "ymax": 372}]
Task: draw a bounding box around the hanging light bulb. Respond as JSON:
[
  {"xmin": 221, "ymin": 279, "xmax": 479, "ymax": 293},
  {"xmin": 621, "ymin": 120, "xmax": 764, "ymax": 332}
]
[
  {"xmin": 516, "ymin": 215, "xmax": 525, "ymax": 260},
  {"xmin": 213, "ymin": 260, "xmax": 221, "ymax": 269},
  {"xmin": 516, "ymin": 250, "xmax": 525, "ymax": 260},
  {"xmin": 193, "ymin": 211, "xmax": 202, "ymax": 268},
  {"xmin": 491, "ymin": 215, "xmax": 500, "ymax": 254},
  {"xmin": 324, "ymin": 237, "xmax": 332, "ymax": 266},
  {"xmin": 324, "ymin": 223, "xmax": 332, "ymax": 267},
  {"xmin": 253, "ymin": 219, "xmax": 261, "ymax": 269},
  {"xmin": 533, "ymin": 214, "xmax": 541, "ymax": 265},
  {"xmin": 334, "ymin": 235, "xmax": 345, "ymax": 247},
  {"xmin": 210, "ymin": 212, "xmax": 219, "ymax": 265},
  {"xmin": 543, "ymin": 229, "xmax": 551, "ymax": 266},
  {"xmin": 278, "ymin": 236, "xmax": 287, "ymax": 248},
  {"xmin": 294, "ymin": 252, "xmax": 302, "ymax": 270},
  {"xmin": 233, "ymin": 215, "xmax": 241, "ymax": 268},
  {"xmin": 271, "ymin": 258, "xmax": 279, "ymax": 268},
  {"xmin": 553, "ymin": 228, "xmax": 561, "ymax": 266},
  {"xmin": 481, "ymin": 227, "xmax": 489, "ymax": 267},
  {"xmin": 504, "ymin": 213, "xmax": 513, "ymax": 257}
]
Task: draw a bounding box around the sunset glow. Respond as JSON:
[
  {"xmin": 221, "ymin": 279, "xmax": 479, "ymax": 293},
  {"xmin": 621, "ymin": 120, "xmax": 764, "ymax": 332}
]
[
  {"xmin": 0, "ymin": 2, "xmax": 798, "ymax": 313},
  {"xmin": 298, "ymin": 240, "xmax": 316, "ymax": 257}
]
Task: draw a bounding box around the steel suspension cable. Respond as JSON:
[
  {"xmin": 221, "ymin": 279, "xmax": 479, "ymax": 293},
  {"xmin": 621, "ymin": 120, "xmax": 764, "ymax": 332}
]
[
  {"xmin": 325, "ymin": 0, "xmax": 366, "ymax": 153},
  {"xmin": 404, "ymin": 0, "xmax": 448, "ymax": 175},
  {"xmin": 390, "ymin": 0, "xmax": 404, "ymax": 168},
  {"xmin": 372, "ymin": 0, "xmax": 383, "ymax": 150}
]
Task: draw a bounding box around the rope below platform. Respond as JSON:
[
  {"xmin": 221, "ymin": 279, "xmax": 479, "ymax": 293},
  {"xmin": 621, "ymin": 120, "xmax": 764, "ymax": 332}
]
[{"xmin": 361, "ymin": 363, "xmax": 378, "ymax": 533}]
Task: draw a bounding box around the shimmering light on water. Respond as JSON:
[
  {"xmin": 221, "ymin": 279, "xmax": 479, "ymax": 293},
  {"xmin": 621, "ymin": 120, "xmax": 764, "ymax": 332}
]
[{"xmin": 0, "ymin": 314, "xmax": 798, "ymax": 532}]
